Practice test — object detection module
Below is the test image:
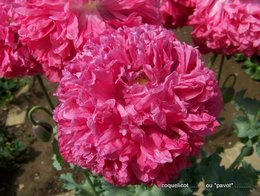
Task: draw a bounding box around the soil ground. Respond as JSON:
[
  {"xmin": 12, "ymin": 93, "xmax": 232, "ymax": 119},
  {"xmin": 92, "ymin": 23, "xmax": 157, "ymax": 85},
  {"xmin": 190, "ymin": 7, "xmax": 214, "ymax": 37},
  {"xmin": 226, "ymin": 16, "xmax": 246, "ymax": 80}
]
[{"xmin": 0, "ymin": 27, "xmax": 259, "ymax": 196}]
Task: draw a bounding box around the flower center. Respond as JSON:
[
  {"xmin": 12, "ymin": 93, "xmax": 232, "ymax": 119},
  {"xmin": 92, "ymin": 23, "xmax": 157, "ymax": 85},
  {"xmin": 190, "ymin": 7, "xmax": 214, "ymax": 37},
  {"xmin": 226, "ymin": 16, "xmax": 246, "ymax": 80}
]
[
  {"xmin": 83, "ymin": 0, "xmax": 99, "ymax": 11},
  {"xmin": 135, "ymin": 75, "xmax": 149, "ymax": 85}
]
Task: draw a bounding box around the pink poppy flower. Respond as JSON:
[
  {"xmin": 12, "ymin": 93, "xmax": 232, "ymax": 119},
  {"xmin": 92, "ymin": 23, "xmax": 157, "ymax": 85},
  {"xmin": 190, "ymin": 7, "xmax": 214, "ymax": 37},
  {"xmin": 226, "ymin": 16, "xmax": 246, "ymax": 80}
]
[
  {"xmin": 160, "ymin": 0, "xmax": 197, "ymax": 28},
  {"xmin": 0, "ymin": 1, "xmax": 42, "ymax": 78},
  {"xmin": 54, "ymin": 25, "xmax": 222, "ymax": 186},
  {"xmin": 15, "ymin": 0, "xmax": 161, "ymax": 82},
  {"xmin": 189, "ymin": 0, "xmax": 260, "ymax": 56}
]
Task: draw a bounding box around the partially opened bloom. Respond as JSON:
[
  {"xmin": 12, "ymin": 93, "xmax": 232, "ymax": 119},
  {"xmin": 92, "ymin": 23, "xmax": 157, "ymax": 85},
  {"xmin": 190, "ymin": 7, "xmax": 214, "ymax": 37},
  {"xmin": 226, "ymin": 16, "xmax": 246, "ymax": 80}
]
[
  {"xmin": 160, "ymin": 0, "xmax": 197, "ymax": 28},
  {"xmin": 0, "ymin": 1, "xmax": 42, "ymax": 78},
  {"xmin": 15, "ymin": 0, "xmax": 161, "ymax": 82},
  {"xmin": 54, "ymin": 25, "xmax": 222, "ymax": 186},
  {"xmin": 189, "ymin": 0, "xmax": 260, "ymax": 56}
]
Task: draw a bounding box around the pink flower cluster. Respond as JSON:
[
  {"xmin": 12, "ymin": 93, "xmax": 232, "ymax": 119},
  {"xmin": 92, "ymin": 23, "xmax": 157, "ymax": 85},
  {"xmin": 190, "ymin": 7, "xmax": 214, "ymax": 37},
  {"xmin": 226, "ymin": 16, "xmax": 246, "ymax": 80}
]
[
  {"xmin": 1, "ymin": 0, "xmax": 224, "ymax": 187},
  {"xmin": 54, "ymin": 25, "xmax": 222, "ymax": 186},
  {"xmin": 160, "ymin": 0, "xmax": 197, "ymax": 28},
  {"xmin": 15, "ymin": 0, "xmax": 161, "ymax": 82},
  {"xmin": 0, "ymin": 1, "xmax": 41, "ymax": 78},
  {"xmin": 1, "ymin": 0, "xmax": 259, "ymax": 80},
  {"xmin": 189, "ymin": 0, "xmax": 260, "ymax": 56}
]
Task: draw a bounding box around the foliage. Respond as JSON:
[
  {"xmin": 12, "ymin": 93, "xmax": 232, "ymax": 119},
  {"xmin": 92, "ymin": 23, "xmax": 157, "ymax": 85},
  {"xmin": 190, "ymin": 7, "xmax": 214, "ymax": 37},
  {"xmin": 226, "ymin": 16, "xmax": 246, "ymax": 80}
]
[
  {"xmin": 197, "ymin": 149, "xmax": 258, "ymax": 196},
  {"xmin": 233, "ymin": 91, "xmax": 260, "ymax": 152},
  {"xmin": 60, "ymin": 173, "xmax": 93, "ymax": 196},
  {"xmin": 0, "ymin": 77, "xmax": 31, "ymax": 107},
  {"xmin": 0, "ymin": 125, "xmax": 27, "ymax": 171},
  {"xmin": 59, "ymin": 147, "xmax": 259, "ymax": 196},
  {"xmin": 234, "ymin": 54, "xmax": 260, "ymax": 81}
]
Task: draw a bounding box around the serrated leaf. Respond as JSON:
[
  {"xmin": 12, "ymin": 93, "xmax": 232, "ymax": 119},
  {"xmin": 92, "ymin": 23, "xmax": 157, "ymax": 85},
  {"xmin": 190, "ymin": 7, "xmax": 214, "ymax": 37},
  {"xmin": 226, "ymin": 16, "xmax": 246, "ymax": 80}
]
[
  {"xmin": 235, "ymin": 54, "xmax": 260, "ymax": 81},
  {"xmin": 233, "ymin": 116, "xmax": 250, "ymax": 138},
  {"xmin": 52, "ymin": 154, "xmax": 62, "ymax": 170},
  {"xmin": 202, "ymin": 160, "xmax": 259, "ymax": 196},
  {"xmin": 234, "ymin": 91, "xmax": 260, "ymax": 125},
  {"xmin": 60, "ymin": 173, "xmax": 95, "ymax": 196},
  {"xmin": 102, "ymin": 188, "xmax": 134, "ymax": 196},
  {"xmin": 134, "ymin": 186, "xmax": 164, "ymax": 196},
  {"xmin": 135, "ymin": 186, "xmax": 165, "ymax": 196},
  {"xmin": 60, "ymin": 173, "xmax": 78, "ymax": 190},
  {"xmin": 52, "ymin": 138, "xmax": 64, "ymax": 167},
  {"xmin": 98, "ymin": 178, "xmax": 133, "ymax": 196}
]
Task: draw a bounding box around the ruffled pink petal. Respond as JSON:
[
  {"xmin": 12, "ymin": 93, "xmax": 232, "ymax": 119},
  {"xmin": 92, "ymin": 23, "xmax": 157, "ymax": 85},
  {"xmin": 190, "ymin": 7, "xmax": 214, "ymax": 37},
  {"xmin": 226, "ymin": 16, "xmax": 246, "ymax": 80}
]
[
  {"xmin": 189, "ymin": 0, "xmax": 260, "ymax": 56},
  {"xmin": 54, "ymin": 24, "xmax": 222, "ymax": 186},
  {"xmin": 15, "ymin": 0, "xmax": 161, "ymax": 82},
  {"xmin": 0, "ymin": 1, "xmax": 42, "ymax": 78},
  {"xmin": 160, "ymin": 0, "xmax": 197, "ymax": 28}
]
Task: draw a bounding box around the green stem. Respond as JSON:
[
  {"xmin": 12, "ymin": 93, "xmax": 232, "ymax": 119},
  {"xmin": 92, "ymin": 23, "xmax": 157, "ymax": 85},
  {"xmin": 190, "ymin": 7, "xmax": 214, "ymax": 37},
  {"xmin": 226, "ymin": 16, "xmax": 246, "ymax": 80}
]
[
  {"xmin": 83, "ymin": 171, "xmax": 99, "ymax": 196},
  {"xmin": 217, "ymin": 55, "xmax": 225, "ymax": 83},
  {"xmin": 208, "ymin": 54, "xmax": 218, "ymax": 68},
  {"xmin": 229, "ymin": 146, "xmax": 253, "ymax": 170},
  {"xmin": 221, "ymin": 74, "xmax": 237, "ymax": 89},
  {"xmin": 36, "ymin": 75, "xmax": 55, "ymax": 110},
  {"xmin": 255, "ymin": 109, "xmax": 260, "ymax": 125},
  {"xmin": 28, "ymin": 105, "xmax": 52, "ymax": 126}
]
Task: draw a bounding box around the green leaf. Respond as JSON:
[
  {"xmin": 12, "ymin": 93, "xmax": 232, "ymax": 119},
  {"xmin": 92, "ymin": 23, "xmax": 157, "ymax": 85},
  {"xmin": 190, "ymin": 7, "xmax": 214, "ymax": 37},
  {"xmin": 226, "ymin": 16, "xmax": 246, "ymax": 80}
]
[
  {"xmin": 234, "ymin": 54, "xmax": 260, "ymax": 81},
  {"xmin": 102, "ymin": 187, "xmax": 134, "ymax": 196},
  {"xmin": 256, "ymin": 142, "xmax": 260, "ymax": 157},
  {"xmin": 134, "ymin": 186, "xmax": 164, "ymax": 196},
  {"xmin": 52, "ymin": 138, "xmax": 64, "ymax": 168},
  {"xmin": 0, "ymin": 77, "xmax": 31, "ymax": 106},
  {"xmin": 52, "ymin": 154, "xmax": 62, "ymax": 171},
  {"xmin": 233, "ymin": 91, "xmax": 260, "ymax": 146},
  {"xmin": 233, "ymin": 116, "xmax": 250, "ymax": 138},
  {"xmin": 100, "ymin": 180, "xmax": 134, "ymax": 196},
  {"xmin": 60, "ymin": 173, "xmax": 78, "ymax": 190},
  {"xmin": 234, "ymin": 91, "xmax": 260, "ymax": 125},
  {"xmin": 224, "ymin": 162, "xmax": 259, "ymax": 195},
  {"xmin": 60, "ymin": 173, "xmax": 95, "ymax": 196}
]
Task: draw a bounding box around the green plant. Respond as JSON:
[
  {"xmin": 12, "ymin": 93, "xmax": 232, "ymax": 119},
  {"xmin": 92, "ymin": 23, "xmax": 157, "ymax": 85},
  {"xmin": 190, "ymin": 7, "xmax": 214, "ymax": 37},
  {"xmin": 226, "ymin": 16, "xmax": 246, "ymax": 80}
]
[
  {"xmin": 58, "ymin": 148, "xmax": 259, "ymax": 196},
  {"xmin": 233, "ymin": 91, "xmax": 260, "ymax": 156},
  {"xmin": 234, "ymin": 54, "xmax": 260, "ymax": 81},
  {"xmin": 0, "ymin": 125, "xmax": 27, "ymax": 171},
  {"xmin": 0, "ymin": 125, "xmax": 28, "ymax": 195},
  {"xmin": 0, "ymin": 77, "xmax": 31, "ymax": 107}
]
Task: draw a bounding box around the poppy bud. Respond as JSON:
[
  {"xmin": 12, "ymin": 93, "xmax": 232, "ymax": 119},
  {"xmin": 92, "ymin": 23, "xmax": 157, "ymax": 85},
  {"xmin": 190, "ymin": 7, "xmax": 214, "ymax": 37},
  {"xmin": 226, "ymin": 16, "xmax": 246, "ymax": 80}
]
[
  {"xmin": 32, "ymin": 121, "xmax": 53, "ymax": 142},
  {"xmin": 222, "ymin": 87, "xmax": 235, "ymax": 103}
]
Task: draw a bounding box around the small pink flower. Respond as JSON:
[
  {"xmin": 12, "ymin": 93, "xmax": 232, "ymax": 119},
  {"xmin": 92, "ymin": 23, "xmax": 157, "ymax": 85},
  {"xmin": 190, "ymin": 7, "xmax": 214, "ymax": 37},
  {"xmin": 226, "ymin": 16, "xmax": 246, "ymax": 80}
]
[
  {"xmin": 54, "ymin": 24, "xmax": 222, "ymax": 186},
  {"xmin": 0, "ymin": 1, "xmax": 42, "ymax": 78},
  {"xmin": 15, "ymin": 0, "xmax": 161, "ymax": 82},
  {"xmin": 189, "ymin": 0, "xmax": 260, "ymax": 56},
  {"xmin": 160, "ymin": 0, "xmax": 197, "ymax": 28}
]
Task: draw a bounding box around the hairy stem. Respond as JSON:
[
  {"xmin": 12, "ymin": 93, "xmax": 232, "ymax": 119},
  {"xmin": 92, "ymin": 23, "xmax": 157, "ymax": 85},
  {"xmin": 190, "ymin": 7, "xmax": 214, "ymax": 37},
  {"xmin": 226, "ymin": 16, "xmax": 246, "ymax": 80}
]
[
  {"xmin": 221, "ymin": 74, "xmax": 237, "ymax": 89},
  {"xmin": 229, "ymin": 146, "xmax": 253, "ymax": 170},
  {"xmin": 28, "ymin": 105, "xmax": 52, "ymax": 126},
  {"xmin": 83, "ymin": 171, "xmax": 99, "ymax": 196},
  {"xmin": 217, "ymin": 55, "xmax": 225, "ymax": 83},
  {"xmin": 36, "ymin": 75, "xmax": 55, "ymax": 110},
  {"xmin": 208, "ymin": 54, "xmax": 218, "ymax": 68}
]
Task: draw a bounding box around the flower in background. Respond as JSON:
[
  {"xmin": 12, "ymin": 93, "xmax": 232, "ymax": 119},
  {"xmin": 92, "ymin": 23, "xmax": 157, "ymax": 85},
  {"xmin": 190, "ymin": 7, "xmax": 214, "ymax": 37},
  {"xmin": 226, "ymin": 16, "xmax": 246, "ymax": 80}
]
[
  {"xmin": 54, "ymin": 24, "xmax": 222, "ymax": 186},
  {"xmin": 189, "ymin": 0, "xmax": 260, "ymax": 56},
  {"xmin": 15, "ymin": 0, "xmax": 161, "ymax": 82},
  {"xmin": 160, "ymin": 0, "xmax": 197, "ymax": 28},
  {"xmin": 0, "ymin": 1, "xmax": 42, "ymax": 78}
]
